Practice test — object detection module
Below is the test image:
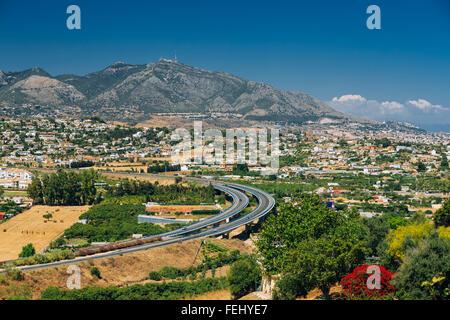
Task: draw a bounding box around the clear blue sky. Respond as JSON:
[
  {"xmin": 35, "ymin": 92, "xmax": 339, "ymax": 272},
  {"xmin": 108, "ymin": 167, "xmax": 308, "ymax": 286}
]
[{"xmin": 0, "ymin": 0, "xmax": 449, "ymax": 106}]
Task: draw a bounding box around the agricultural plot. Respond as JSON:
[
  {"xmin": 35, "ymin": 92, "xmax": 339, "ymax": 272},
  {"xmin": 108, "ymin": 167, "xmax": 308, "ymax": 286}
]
[{"xmin": 0, "ymin": 206, "xmax": 90, "ymax": 262}]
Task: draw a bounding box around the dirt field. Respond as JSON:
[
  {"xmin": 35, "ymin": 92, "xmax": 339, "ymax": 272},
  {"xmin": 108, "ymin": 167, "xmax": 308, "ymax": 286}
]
[{"xmin": 0, "ymin": 206, "xmax": 90, "ymax": 262}]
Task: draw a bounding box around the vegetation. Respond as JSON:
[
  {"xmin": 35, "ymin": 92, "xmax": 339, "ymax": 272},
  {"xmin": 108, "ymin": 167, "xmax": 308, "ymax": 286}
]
[
  {"xmin": 19, "ymin": 243, "xmax": 36, "ymax": 258},
  {"xmin": 148, "ymin": 246, "xmax": 243, "ymax": 281},
  {"xmin": 147, "ymin": 162, "xmax": 180, "ymax": 173},
  {"xmin": 70, "ymin": 160, "xmax": 95, "ymax": 169},
  {"xmin": 41, "ymin": 278, "xmax": 227, "ymax": 300},
  {"xmin": 28, "ymin": 169, "xmax": 99, "ymax": 206},
  {"xmin": 6, "ymin": 267, "xmax": 24, "ymax": 281},
  {"xmin": 272, "ymin": 274, "xmax": 309, "ymax": 300},
  {"xmin": 257, "ymin": 195, "xmax": 368, "ymax": 299},
  {"xmin": 341, "ymin": 265, "xmax": 396, "ymax": 300},
  {"xmin": 381, "ymin": 222, "xmax": 449, "ymax": 269},
  {"xmin": 11, "ymin": 249, "xmax": 75, "ymax": 267},
  {"xmin": 105, "ymin": 180, "xmax": 217, "ymax": 205},
  {"xmin": 191, "ymin": 209, "xmax": 221, "ymax": 215},
  {"xmin": 90, "ymin": 267, "xmax": 101, "ymax": 279},
  {"xmin": 434, "ymin": 198, "xmax": 450, "ymax": 227},
  {"xmin": 227, "ymin": 255, "xmax": 261, "ymax": 299},
  {"xmin": 393, "ymin": 232, "xmax": 450, "ymax": 300},
  {"xmin": 0, "ymin": 201, "xmax": 25, "ymax": 220},
  {"xmin": 64, "ymin": 204, "xmax": 175, "ymax": 243}
]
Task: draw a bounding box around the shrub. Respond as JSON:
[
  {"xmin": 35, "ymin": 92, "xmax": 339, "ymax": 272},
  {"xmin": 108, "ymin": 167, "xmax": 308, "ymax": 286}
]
[
  {"xmin": 90, "ymin": 267, "xmax": 101, "ymax": 279},
  {"xmin": 41, "ymin": 277, "xmax": 227, "ymax": 300},
  {"xmin": 227, "ymin": 256, "xmax": 261, "ymax": 299},
  {"xmin": 341, "ymin": 265, "xmax": 396, "ymax": 300},
  {"xmin": 159, "ymin": 266, "xmax": 181, "ymax": 279},
  {"xmin": 6, "ymin": 267, "xmax": 24, "ymax": 281},
  {"xmin": 149, "ymin": 272, "xmax": 162, "ymax": 281},
  {"xmin": 434, "ymin": 198, "xmax": 450, "ymax": 227},
  {"xmin": 273, "ymin": 274, "xmax": 309, "ymax": 300},
  {"xmin": 393, "ymin": 232, "xmax": 450, "ymax": 300},
  {"xmin": 19, "ymin": 243, "xmax": 35, "ymax": 258}
]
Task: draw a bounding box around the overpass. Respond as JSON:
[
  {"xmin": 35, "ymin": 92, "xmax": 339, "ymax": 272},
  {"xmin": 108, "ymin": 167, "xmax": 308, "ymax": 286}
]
[{"xmin": 0, "ymin": 181, "xmax": 275, "ymax": 272}]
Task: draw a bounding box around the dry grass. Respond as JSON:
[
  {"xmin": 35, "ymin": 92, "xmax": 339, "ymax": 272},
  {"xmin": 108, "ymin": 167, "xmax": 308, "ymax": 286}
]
[
  {"xmin": 0, "ymin": 206, "xmax": 90, "ymax": 262},
  {"xmin": 101, "ymin": 173, "xmax": 175, "ymax": 185},
  {"xmin": 187, "ymin": 289, "xmax": 232, "ymax": 300}
]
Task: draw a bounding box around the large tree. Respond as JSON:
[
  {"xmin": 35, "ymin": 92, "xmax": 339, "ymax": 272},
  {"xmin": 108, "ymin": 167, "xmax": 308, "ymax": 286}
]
[
  {"xmin": 257, "ymin": 195, "xmax": 368, "ymax": 298},
  {"xmin": 393, "ymin": 232, "xmax": 450, "ymax": 300},
  {"xmin": 434, "ymin": 198, "xmax": 450, "ymax": 227},
  {"xmin": 227, "ymin": 255, "xmax": 261, "ymax": 299},
  {"xmin": 27, "ymin": 169, "xmax": 98, "ymax": 206}
]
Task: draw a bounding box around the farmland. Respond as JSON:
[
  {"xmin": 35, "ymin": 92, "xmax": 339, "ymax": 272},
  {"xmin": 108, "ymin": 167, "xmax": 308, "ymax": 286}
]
[{"xmin": 0, "ymin": 206, "xmax": 90, "ymax": 262}]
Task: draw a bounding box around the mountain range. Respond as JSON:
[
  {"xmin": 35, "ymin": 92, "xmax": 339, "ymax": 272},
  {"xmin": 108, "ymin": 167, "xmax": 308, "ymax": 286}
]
[{"xmin": 0, "ymin": 59, "xmax": 362, "ymax": 124}]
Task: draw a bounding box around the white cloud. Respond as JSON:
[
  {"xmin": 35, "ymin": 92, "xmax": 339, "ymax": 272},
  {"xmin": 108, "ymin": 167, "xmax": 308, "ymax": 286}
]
[
  {"xmin": 407, "ymin": 99, "xmax": 445, "ymax": 112},
  {"xmin": 380, "ymin": 101, "xmax": 405, "ymax": 113},
  {"xmin": 332, "ymin": 94, "xmax": 366, "ymax": 103},
  {"xmin": 328, "ymin": 94, "xmax": 450, "ymax": 132}
]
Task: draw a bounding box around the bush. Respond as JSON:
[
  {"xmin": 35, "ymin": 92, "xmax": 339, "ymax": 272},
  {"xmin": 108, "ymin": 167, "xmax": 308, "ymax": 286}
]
[
  {"xmin": 227, "ymin": 256, "xmax": 261, "ymax": 299},
  {"xmin": 13, "ymin": 249, "xmax": 75, "ymax": 267},
  {"xmin": 434, "ymin": 199, "xmax": 450, "ymax": 227},
  {"xmin": 64, "ymin": 204, "xmax": 166, "ymax": 243},
  {"xmin": 341, "ymin": 265, "xmax": 396, "ymax": 300},
  {"xmin": 90, "ymin": 267, "xmax": 101, "ymax": 279},
  {"xmin": 273, "ymin": 274, "xmax": 309, "ymax": 300},
  {"xmin": 159, "ymin": 266, "xmax": 181, "ymax": 279},
  {"xmin": 393, "ymin": 232, "xmax": 450, "ymax": 300},
  {"xmin": 41, "ymin": 277, "xmax": 227, "ymax": 300},
  {"xmin": 149, "ymin": 272, "xmax": 162, "ymax": 281},
  {"xmin": 6, "ymin": 267, "xmax": 24, "ymax": 281}
]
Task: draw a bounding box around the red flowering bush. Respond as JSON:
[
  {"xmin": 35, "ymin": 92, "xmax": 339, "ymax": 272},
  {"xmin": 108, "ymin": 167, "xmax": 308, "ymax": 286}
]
[{"xmin": 341, "ymin": 264, "xmax": 396, "ymax": 300}]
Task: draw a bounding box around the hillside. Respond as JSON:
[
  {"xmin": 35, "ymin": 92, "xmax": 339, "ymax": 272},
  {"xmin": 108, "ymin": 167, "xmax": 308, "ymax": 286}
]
[{"xmin": 0, "ymin": 59, "xmax": 356, "ymax": 124}]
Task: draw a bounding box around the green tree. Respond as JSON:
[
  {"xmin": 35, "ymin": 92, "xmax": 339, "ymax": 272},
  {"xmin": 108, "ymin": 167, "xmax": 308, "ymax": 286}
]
[
  {"xmin": 19, "ymin": 243, "xmax": 36, "ymax": 258},
  {"xmin": 227, "ymin": 256, "xmax": 261, "ymax": 299},
  {"xmin": 434, "ymin": 198, "xmax": 450, "ymax": 227},
  {"xmin": 27, "ymin": 170, "xmax": 98, "ymax": 206},
  {"xmin": 90, "ymin": 267, "xmax": 101, "ymax": 279},
  {"xmin": 338, "ymin": 139, "xmax": 348, "ymax": 148},
  {"xmin": 440, "ymin": 154, "xmax": 449, "ymax": 170},
  {"xmin": 27, "ymin": 178, "xmax": 44, "ymax": 204},
  {"xmin": 273, "ymin": 273, "xmax": 309, "ymax": 300},
  {"xmin": 393, "ymin": 232, "xmax": 450, "ymax": 300},
  {"xmin": 257, "ymin": 195, "xmax": 368, "ymax": 299},
  {"xmin": 362, "ymin": 217, "xmax": 391, "ymax": 255},
  {"xmin": 417, "ymin": 162, "xmax": 427, "ymax": 173}
]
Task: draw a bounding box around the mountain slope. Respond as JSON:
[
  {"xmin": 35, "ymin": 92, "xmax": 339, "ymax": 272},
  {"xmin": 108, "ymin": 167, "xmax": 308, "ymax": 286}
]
[{"xmin": 0, "ymin": 59, "xmax": 356, "ymax": 123}]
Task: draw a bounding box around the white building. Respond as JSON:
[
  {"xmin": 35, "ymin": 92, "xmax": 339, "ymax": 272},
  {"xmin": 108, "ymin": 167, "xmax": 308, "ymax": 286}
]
[{"xmin": 0, "ymin": 168, "xmax": 34, "ymax": 189}]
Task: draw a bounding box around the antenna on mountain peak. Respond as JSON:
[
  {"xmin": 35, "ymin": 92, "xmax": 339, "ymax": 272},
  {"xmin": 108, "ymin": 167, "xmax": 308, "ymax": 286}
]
[{"xmin": 174, "ymin": 52, "xmax": 177, "ymax": 62}]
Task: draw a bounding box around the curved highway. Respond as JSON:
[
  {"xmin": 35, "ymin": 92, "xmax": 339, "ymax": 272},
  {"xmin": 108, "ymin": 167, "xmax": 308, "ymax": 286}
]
[
  {"xmin": 0, "ymin": 181, "xmax": 275, "ymax": 272},
  {"xmin": 149, "ymin": 184, "xmax": 249, "ymax": 238}
]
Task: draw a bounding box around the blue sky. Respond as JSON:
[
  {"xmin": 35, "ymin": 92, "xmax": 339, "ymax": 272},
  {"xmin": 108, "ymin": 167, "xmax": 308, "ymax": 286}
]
[{"xmin": 0, "ymin": 0, "xmax": 449, "ymax": 130}]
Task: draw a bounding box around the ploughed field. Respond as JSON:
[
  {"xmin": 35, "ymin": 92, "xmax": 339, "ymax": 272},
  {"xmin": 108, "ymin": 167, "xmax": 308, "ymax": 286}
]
[{"xmin": 0, "ymin": 206, "xmax": 90, "ymax": 262}]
